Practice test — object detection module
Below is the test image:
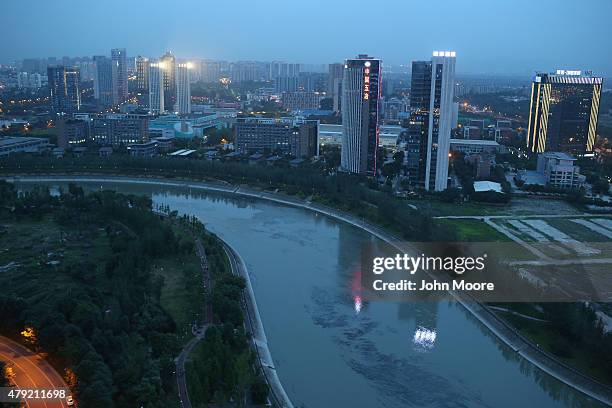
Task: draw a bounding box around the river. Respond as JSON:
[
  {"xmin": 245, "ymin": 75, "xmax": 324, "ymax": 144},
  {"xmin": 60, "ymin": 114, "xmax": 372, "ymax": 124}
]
[{"xmin": 12, "ymin": 177, "xmax": 605, "ymax": 408}]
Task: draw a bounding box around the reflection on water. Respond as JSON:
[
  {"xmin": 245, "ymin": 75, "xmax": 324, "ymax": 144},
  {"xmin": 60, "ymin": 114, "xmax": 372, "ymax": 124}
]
[{"xmin": 14, "ymin": 179, "xmax": 606, "ymax": 408}]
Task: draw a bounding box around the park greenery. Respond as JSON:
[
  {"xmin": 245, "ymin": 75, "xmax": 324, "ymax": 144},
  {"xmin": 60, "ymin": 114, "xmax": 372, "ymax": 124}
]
[
  {"xmin": 0, "ymin": 153, "xmax": 459, "ymax": 241},
  {"xmin": 186, "ymin": 235, "xmax": 269, "ymax": 406},
  {"xmin": 0, "ymin": 181, "xmax": 267, "ymax": 407},
  {"xmin": 494, "ymin": 302, "xmax": 612, "ymax": 385}
]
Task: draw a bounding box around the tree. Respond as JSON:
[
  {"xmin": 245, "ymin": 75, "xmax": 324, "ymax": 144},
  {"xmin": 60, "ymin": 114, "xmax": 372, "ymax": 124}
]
[{"xmin": 592, "ymin": 178, "xmax": 610, "ymax": 195}]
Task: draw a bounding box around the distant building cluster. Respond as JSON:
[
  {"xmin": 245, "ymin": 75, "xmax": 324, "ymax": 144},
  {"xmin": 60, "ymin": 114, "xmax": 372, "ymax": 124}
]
[{"xmin": 1, "ymin": 46, "xmax": 605, "ymax": 196}]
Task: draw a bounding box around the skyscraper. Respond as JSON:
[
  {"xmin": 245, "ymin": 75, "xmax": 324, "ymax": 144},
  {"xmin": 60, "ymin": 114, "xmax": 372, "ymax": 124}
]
[
  {"xmin": 149, "ymin": 61, "xmax": 165, "ymax": 114},
  {"xmin": 340, "ymin": 55, "xmax": 381, "ymax": 176},
  {"xmin": 527, "ymin": 70, "xmax": 603, "ymax": 154},
  {"xmin": 135, "ymin": 56, "xmax": 150, "ymax": 91},
  {"xmin": 160, "ymin": 51, "xmax": 176, "ymax": 111},
  {"xmin": 111, "ymin": 48, "xmax": 128, "ymax": 105},
  {"xmin": 409, "ymin": 51, "xmax": 456, "ymax": 191},
  {"xmin": 201, "ymin": 60, "xmax": 221, "ymax": 83},
  {"xmin": 176, "ymin": 63, "xmax": 192, "ymax": 115},
  {"xmin": 274, "ymin": 63, "xmax": 300, "ymax": 93},
  {"xmin": 93, "ymin": 55, "xmax": 113, "ymax": 109},
  {"xmin": 47, "ymin": 65, "xmax": 81, "ymax": 114},
  {"xmin": 328, "ymin": 63, "xmax": 344, "ymax": 112}
]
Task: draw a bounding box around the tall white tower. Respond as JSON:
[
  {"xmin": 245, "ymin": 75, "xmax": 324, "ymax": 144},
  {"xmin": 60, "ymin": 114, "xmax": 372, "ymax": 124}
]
[
  {"xmin": 176, "ymin": 63, "xmax": 192, "ymax": 115},
  {"xmin": 425, "ymin": 51, "xmax": 456, "ymax": 191},
  {"xmin": 149, "ymin": 61, "xmax": 165, "ymax": 114},
  {"xmin": 111, "ymin": 48, "xmax": 128, "ymax": 105}
]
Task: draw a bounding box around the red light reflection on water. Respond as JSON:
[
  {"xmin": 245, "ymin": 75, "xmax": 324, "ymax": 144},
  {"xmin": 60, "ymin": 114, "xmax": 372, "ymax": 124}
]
[{"xmin": 351, "ymin": 266, "xmax": 364, "ymax": 314}]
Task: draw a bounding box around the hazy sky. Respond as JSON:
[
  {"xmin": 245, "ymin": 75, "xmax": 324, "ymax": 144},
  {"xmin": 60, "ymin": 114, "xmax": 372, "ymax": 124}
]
[{"xmin": 3, "ymin": 0, "xmax": 612, "ymax": 75}]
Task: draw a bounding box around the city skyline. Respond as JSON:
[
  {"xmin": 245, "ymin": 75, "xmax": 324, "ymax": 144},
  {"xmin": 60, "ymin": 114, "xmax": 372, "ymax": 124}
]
[{"xmin": 3, "ymin": 0, "xmax": 612, "ymax": 76}]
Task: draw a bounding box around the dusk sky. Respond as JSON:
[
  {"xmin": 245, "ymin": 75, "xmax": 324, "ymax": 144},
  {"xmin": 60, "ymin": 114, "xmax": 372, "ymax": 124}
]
[{"xmin": 3, "ymin": 0, "xmax": 612, "ymax": 75}]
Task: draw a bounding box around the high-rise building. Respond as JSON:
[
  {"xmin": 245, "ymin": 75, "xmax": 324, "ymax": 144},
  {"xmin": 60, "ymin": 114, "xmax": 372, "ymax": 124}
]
[
  {"xmin": 328, "ymin": 63, "xmax": 344, "ymax": 112},
  {"xmin": 16, "ymin": 72, "xmax": 43, "ymax": 89},
  {"xmin": 149, "ymin": 61, "xmax": 165, "ymax": 114},
  {"xmin": 160, "ymin": 51, "xmax": 176, "ymax": 111},
  {"xmin": 281, "ymin": 91, "xmax": 323, "ymax": 111},
  {"xmin": 274, "ymin": 63, "xmax": 300, "ymax": 93},
  {"xmin": 135, "ymin": 56, "xmax": 150, "ymax": 91},
  {"xmin": 340, "ymin": 55, "xmax": 381, "ymax": 176},
  {"xmin": 47, "ymin": 65, "xmax": 81, "ymax": 114},
  {"xmin": 93, "ymin": 55, "xmax": 113, "ymax": 109},
  {"xmin": 201, "ymin": 60, "xmax": 221, "ymax": 83},
  {"xmin": 527, "ymin": 70, "xmax": 603, "ymax": 154},
  {"xmin": 229, "ymin": 61, "xmax": 260, "ymax": 83},
  {"xmin": 176, "ymin": 63, "xmax": 192, "ymax": 115},
  {"xmin": 409, "ymin": 51, "xmax": 456, "ymax": 191},
  {"xmin": 111, "ymin": 48, "xmax": 128, "ymax": 105}
]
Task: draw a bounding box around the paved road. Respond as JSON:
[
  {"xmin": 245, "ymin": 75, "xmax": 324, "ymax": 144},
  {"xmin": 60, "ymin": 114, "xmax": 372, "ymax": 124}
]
[
  {"xmin": 435, "ymin": 214, "xmax": 600, "ymax": 220},
  {"xmin": 176, "ymin": 326, "xmax": 208, "ymax": 408},
  {"xmin": 0, "ymin": 335, "xmax": 70, "ymax": 408}
]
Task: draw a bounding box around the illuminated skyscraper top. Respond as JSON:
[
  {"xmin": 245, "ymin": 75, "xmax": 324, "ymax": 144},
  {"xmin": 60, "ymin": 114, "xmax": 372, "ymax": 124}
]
[{"xmin": 527, "ymin": 70, "xmax": 602, "ymax": 154}]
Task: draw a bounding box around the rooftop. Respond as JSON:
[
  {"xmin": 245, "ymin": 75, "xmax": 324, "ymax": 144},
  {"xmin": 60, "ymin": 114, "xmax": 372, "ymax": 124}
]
[
  {"xmin": 450, "ymin": 139, "xmax": 500, "ymax": 146},
  {"xmin": 541, "ymin": 151, "xmax": 576, "ymax": 161},
  {"xmin": 473, "ymin": 181, "xmax": 503, "ymax": 193},
  {"xmin": 0, "ymin": 136, "xmax": 48, "ymax": 147}
]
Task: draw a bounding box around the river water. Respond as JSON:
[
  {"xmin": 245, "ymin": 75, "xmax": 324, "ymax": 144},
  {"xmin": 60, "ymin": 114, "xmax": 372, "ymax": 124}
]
[{"xmin": 14, "ymin": 178, "xmax": 605, "ymax": 408}]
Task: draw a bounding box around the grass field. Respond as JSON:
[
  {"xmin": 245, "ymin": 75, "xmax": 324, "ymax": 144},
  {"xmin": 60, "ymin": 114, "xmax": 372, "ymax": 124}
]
[{"xmin": 436, "ymin": 219, "xmax": 511, "ymax": 242}]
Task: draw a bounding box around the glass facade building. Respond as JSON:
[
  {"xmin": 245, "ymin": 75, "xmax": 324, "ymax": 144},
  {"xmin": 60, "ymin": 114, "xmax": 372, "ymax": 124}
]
[
  {"xmin": 47, "ymin": 65, "xmax": 81, "ymax": 114},
  {"xmin": 93, "ymin": 56, "xmax": 113, "ymax": 109},
  {"xmin": 340, "ymin": 55, "xmax": 381, "ymax": 176},
  {"xmin": 408, "ymin": 52, "xmax": 456, "ymax": 191},
  {"xmin": 527, "ymin": 71, "xmax": 603, "ymax": 154},
  {"xmin": 111, "ymin": 48, "xmax": 128, "ymax": 105}
]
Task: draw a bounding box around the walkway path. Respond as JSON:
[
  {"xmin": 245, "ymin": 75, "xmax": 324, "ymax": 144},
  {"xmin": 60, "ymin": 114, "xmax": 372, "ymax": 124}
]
[{"xmin": 176, "ymin": 236, "xmax": 211, "ymax": 408}]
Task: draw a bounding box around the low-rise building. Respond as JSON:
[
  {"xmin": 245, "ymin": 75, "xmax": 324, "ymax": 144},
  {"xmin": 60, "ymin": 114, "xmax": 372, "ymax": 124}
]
[
  {"xmin": 127, "ymin": 140, "xmax": 158, "ymax": 157},
  {"xmin": 450, "ymin": 139, "xmax": 504, "ymax": 155},
  {"xmin": 318, "ymin": 124, "xmax": 401, "ymax": 148},
  {"xmin": 235, "ymin": 117, "xmax": 318, "ymax": 158},
  {"xmin": 516, "ymin": 152, "xmax": 585, "ymax": 189},
  {"xmin": 152, "ymin": 136, "xmax": 174, "ymax": 152},
  {"xmin": 537, "ymin": 152, "xmax": 584, "ymax": 189},
  {"xmin": 78, "ymin": 113, "xmax": 150, "ymax": 146},
  {"xmin": 0, "ymin": 136, "xmax": 49, "ymax": 156},
  {"xmin": 99, "ymin": 147, "xmax": 113, "ymax": 157},
  {"xmin": 57, "ymin": 118, "xmax": 88, "ymax": 148}
]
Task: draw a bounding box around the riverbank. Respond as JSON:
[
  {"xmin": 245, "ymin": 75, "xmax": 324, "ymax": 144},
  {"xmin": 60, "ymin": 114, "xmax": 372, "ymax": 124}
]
[
  {"xmin": 222, "ymin": 240, "xmax": 294, "ymax": 408},
  {"xmin": 5, "ymin": 174, "xmax": 612, "ymax": 406}
]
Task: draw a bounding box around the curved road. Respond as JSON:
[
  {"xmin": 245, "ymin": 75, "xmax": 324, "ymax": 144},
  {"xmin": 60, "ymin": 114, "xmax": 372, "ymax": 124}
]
[{"xmin": 0, "ymin": 335, "xmax": 70, "ymax": 408}]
